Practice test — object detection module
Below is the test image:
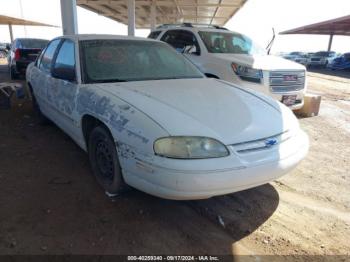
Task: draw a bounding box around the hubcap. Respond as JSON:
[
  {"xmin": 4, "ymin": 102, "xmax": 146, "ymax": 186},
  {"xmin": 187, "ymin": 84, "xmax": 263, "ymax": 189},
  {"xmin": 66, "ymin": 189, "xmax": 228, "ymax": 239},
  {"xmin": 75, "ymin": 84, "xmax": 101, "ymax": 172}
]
[{"xmin": 95, "ymin": 140, "xmax": 114, "ymax": 184}]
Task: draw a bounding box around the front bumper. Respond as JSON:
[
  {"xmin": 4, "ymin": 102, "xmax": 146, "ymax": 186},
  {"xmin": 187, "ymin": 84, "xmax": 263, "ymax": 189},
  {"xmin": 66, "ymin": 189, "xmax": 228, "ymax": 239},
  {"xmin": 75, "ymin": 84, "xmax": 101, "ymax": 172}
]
[
  {"xmin": 122, "ymin": 130, "xmax": 309, "ymax": 200},
  {"xmin": 14, "ymin": 61, "xmax": 31, "ymax": 74},
  {"xmin": 308, "ymin": 60, "xmax": 326, "ymax": 66}
]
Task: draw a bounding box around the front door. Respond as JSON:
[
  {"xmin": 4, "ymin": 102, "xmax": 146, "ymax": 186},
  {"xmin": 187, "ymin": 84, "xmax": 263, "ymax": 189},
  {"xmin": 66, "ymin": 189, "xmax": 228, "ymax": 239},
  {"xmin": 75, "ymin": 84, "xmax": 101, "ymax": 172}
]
[{"xmin": 48, "ymin": 39, "xmax": 80, "ymax": 141}]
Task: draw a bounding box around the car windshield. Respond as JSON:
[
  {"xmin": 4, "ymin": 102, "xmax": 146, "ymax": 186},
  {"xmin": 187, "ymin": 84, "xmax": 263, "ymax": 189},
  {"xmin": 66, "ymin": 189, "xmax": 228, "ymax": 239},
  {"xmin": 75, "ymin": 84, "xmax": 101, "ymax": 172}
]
[
  {"xmin": 198, "ymin": 31, "xmax": 266, "ymax": 55},
  {"xmin": 18, "ymin": 39, "xmax": 48, "ymax": 49},
  {"xmin": 80, "ymin": 39, "xmax": 204, "ymax": 83}
]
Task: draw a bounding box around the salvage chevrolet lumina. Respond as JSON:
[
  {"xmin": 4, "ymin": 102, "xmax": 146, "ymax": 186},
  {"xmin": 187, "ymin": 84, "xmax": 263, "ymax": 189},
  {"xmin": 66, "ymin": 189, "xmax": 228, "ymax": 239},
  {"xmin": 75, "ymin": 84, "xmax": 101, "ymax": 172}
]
[{"xmin": 26, "ymin": 35, "xmax": 309, "ymax": 200}]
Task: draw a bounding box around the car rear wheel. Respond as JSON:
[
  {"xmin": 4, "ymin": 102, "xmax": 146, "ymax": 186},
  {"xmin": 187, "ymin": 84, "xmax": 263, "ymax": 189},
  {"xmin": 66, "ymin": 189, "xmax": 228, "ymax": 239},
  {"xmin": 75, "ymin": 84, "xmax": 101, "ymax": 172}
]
[{"xmin": 88, "ymin": 126, "xmax": 127, "ymax": 195}]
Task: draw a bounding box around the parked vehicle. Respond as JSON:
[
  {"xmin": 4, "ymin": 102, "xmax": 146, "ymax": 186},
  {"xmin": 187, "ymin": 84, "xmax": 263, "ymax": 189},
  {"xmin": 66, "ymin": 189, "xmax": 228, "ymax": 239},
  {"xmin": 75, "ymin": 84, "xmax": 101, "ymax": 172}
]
[
  {"xmin": 283, "ymin": 52, "xmax": 308, "ymax": 66},
  {"xmin": 26, "ymin": 35, "xmax": 309, "ymax": 200},
  {"xmin": 0, "ymin": 42, "xmax": 10, "ymax": 59},
  {"xmin": 150, "ymin": 24, "xmax": 307, "ymax": 110},
  {"xmin": 328, "ymin": 53, "xmax": 350, "ymax": 70},
  {"xmin": 283, "ymin": 52, "xmax": 303, "ymax": 60},
  {"xmin": 8, "ymin": 38, "xmax": 48, "ymax": 79},
  {"xmin": 307, "ymin": 51, "xmax": 337, "ymax": 68}
]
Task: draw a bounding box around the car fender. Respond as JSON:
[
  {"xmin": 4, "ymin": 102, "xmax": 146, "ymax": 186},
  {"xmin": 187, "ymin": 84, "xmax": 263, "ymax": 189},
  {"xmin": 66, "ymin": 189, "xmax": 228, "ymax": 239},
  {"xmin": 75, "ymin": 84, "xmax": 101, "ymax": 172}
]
[{"xmin": 76, "ymin": 86, "xmax": 169, "ymax": 173}]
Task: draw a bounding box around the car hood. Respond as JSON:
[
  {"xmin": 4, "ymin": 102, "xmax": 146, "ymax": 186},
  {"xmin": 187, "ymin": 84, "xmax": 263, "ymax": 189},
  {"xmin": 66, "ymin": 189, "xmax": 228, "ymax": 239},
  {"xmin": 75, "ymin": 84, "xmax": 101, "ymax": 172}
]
[
  {"xmin": 99, "ymin": 78, "xmax": 297, "ymax": 145},
  {"xmin": 211, "ymin": 53, "xmax": 305, "ymax": 71}
]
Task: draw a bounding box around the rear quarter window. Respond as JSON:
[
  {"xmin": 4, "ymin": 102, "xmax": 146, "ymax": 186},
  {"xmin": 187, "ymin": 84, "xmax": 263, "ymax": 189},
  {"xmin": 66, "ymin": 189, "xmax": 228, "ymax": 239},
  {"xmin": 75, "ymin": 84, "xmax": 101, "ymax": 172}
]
[{"xmin": 148, "ymin": 31, "xmax": 162, "ymax": 39}]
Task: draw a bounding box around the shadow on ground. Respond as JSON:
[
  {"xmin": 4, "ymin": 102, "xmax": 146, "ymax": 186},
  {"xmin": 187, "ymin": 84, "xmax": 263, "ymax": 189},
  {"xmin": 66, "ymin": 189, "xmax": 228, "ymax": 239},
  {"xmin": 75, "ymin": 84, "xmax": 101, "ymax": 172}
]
[{"xmin": 308, "ymin": 67, "xmax": 350, "ymax": 79}]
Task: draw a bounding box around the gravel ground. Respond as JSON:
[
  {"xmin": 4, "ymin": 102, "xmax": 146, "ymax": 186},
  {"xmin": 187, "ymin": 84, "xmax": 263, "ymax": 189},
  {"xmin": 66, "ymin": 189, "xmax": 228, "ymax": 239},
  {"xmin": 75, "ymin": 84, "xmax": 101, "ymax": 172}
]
[{"xmin": 0, "ymin": 59, "xmax": 349, "ymax": 259}]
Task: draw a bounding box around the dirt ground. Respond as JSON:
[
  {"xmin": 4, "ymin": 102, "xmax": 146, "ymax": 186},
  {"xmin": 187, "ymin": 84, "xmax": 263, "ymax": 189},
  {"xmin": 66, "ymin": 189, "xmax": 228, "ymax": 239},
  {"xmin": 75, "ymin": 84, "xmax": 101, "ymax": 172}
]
[{"xmin": 0, "ymin": 58, "xmax": 349, "ymax": 259}]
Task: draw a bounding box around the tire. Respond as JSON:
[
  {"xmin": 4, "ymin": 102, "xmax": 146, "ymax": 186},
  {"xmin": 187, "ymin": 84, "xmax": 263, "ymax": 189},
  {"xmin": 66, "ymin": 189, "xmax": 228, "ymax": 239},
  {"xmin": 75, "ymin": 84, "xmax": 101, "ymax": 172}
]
[
  {"xmin": 88, "ymin": 126, "xmax": 127, "ymax": 195},
  {"xmin": 30, "ymin": 88, "xmax": 50, "ymax": 124}
]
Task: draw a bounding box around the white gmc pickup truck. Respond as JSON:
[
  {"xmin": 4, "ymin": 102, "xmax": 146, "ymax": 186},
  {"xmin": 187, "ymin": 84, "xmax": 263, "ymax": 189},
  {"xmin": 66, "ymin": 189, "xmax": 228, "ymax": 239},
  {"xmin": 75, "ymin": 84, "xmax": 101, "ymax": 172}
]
[{"xmin": 150, "ymin": 24, "xmax": 307, "ymax": 110}]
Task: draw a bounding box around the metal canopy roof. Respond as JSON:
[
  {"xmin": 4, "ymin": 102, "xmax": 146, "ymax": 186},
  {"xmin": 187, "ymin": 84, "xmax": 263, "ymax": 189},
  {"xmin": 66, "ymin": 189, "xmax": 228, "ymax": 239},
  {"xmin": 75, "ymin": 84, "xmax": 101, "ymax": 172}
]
[
  {"xmin": 0, "ymin": 14, "xmax": 57, "ymax": 27},
  {"xmin": 77, "ymin": 0, "xmax": 247, "ymax": 28},
  {"xmin": 280, "ymin": 15, "xmax": 350, "ymax": 36}
]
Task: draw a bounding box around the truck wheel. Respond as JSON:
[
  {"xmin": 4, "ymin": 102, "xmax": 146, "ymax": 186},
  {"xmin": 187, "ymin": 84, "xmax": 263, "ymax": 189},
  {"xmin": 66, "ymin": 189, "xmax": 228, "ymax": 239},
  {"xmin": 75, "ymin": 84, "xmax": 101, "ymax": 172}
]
[{"xmin": 88, "ymin": 126, "xmax": 127, "ymax": 195}]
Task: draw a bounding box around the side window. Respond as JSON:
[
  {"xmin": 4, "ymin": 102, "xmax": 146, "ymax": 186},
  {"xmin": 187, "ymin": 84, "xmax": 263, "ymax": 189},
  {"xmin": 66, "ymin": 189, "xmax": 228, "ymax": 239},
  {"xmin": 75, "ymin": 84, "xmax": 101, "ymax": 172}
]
[
  {"xmin": 161, "ymin": 30, "xmax": 200, "ymax": 54},
  {"xmin": 39, "ymin": 39, "xmax": 60, "ymax": 73},
  {"xmin": 148, "ymin": 31, "xmax": 162, "ymax": 39},
  {"xmin": 36, "ymin": 47, "xmax": 47, "ymax": 67},
  {"xmin": 160, "ymin": 30, "xmax": 178, "ymax": 48},
  {"xmin": 52, "ymin": 40, "xmax": 76, "ymax": 82}
]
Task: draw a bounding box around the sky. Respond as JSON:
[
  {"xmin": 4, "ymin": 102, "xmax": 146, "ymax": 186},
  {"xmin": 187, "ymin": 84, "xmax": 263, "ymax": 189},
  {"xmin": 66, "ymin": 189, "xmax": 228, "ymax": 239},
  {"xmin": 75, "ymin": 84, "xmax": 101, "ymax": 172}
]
[{"xmin": 1, "ymin": 0, "xmax": 350, "ymax": 54}]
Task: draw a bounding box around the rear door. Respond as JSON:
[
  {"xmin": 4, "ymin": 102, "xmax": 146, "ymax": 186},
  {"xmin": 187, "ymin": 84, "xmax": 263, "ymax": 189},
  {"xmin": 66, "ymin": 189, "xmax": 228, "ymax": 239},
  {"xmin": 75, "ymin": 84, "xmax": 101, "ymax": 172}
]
[{"xmin": 30, "ymin": 39, "xmax": 61, "ymax": 115}]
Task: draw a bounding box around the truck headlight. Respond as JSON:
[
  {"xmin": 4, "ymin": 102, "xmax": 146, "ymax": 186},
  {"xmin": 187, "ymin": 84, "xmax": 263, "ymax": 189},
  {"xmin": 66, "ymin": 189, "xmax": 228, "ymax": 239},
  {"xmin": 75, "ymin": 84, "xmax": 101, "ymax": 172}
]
[
  {"xmin": 154, "ymin": 136, "xmax": 229, "ymax": 159},
  {"xmin": 231, "ymin": 63, "xmax": 263, "ymax": 83}
]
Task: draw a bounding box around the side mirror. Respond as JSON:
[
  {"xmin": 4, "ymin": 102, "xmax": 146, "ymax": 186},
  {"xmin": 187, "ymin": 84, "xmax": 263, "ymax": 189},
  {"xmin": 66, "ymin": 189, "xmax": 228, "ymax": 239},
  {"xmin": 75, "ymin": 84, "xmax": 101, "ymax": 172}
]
[
  {"xmin": 52, "ymin": 66, "xmax": 76, "ymax": 82},
  {"xmin": 6, "ymin": 44, "xmax": 11, "ymax": 50},
  {"xmin": 182, "ymin": 45, "xmax": 199, "ymax": 55}
]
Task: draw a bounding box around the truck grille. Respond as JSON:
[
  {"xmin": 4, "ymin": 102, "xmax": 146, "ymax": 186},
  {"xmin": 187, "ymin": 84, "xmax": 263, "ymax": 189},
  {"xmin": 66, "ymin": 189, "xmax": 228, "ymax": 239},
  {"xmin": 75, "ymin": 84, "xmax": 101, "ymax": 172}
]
[{"xmin": 269, "ymin": 71, "xmax": 305, "ymax": 93}]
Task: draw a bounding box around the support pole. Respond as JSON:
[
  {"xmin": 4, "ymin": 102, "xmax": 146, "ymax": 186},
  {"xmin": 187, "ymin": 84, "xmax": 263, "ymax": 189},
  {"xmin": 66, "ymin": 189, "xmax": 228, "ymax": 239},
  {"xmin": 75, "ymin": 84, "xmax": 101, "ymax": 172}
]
[
  {"xmin": 150, "ymin": 0, "xmax": 156, "ymax": 31},
  {"xmin": 60, "ymin": 0, "xmax": 78, "ymax": 35},
  {"xmin": 128, "ymin": 0, "xmax": 135, "ymax": 36},
  {"xmin": 327, "ymin": 34, "xmax": 334, "ymax": 52},
  {"xmin": 8, "ymin": 24, "xmax": 13, "ymax": 42}
]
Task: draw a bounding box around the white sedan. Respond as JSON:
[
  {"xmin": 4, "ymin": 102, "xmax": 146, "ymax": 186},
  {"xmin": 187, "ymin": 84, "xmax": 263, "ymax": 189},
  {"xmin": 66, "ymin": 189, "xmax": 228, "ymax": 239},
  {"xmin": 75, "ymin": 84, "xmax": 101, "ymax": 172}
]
[{"xmin": 26, "ymin": 35, "xmax": 309, "ymax": 200}]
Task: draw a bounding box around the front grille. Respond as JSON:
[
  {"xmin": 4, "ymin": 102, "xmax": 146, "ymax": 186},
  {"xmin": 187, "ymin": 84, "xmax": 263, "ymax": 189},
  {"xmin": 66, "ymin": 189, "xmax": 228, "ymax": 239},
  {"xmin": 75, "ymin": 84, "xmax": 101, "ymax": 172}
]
[
  {"xmin": 269, "ymin": 71, "xmax": 305, "ymax": 93},
  {"xmin": 231, "ymin": 131, "xmax": 292, "ymax": 154},
  {"xmin": 311, "ymin": 58, "xmax": 321, "ymax": 61}
]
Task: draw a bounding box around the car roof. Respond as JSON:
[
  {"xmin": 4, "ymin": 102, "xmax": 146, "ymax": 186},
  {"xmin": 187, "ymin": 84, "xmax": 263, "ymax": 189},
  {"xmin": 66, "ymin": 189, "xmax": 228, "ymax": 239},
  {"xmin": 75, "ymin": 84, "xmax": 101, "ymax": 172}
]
[
  {"xmin": 15, "ymin": 38, "xmax": 49, "ymax": 41},
  {"xmin": 154, "ymin": 25, "xmax": 235, "ymax": 34},
  {"xmin": 57, "ymin": 34, "xmax": 157, "ymax": 42}
]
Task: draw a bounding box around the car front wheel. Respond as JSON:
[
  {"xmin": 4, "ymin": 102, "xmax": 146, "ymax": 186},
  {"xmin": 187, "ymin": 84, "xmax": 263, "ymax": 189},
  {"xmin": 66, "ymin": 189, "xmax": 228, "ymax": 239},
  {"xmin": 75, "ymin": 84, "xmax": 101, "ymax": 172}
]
[{"xmin": 88, "ymin": 126, "xmax": 127, "ymax": 195}]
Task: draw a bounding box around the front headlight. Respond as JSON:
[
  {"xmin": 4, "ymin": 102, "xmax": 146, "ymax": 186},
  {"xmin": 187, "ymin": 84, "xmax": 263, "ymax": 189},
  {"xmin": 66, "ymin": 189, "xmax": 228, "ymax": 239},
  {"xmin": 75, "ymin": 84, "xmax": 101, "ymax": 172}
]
[
  {"xmin": 231, "ymin": 63, "xmax": 263, "ymax": 83},
  {"xmin": 154, "ymin": 136, "xmax": 229, "ymax": 159}
]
